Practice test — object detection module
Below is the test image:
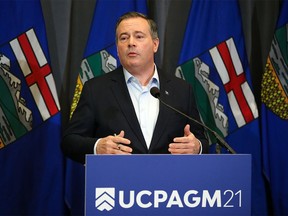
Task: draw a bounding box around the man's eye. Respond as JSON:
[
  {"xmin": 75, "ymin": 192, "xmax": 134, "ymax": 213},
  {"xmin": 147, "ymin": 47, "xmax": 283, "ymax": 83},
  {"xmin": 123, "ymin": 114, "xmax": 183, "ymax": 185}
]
[{"xmin": 120, "ymin": 36, "xmax": 128, "ymax": 41}]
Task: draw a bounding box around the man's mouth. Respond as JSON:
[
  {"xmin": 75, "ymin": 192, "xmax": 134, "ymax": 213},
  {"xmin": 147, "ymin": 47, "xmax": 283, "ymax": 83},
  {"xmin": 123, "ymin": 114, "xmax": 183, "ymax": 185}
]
[{"xmin": 128, "ymin": 52, "xmax": 138, "ymax": 57}]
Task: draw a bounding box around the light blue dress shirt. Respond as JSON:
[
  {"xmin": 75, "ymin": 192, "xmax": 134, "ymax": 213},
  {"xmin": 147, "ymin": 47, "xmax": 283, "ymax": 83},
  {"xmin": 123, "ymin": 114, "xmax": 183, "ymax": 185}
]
[{"xmin": 124, "ymin": 67, "xmax": 160, "ymax": 149}]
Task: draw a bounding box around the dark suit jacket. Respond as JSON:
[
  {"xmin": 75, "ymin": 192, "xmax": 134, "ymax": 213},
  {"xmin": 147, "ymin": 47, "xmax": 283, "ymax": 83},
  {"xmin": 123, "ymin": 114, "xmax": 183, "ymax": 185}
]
[{"xmin": 61, "ymin": 67, "xmax": 209, "ymax": 164}]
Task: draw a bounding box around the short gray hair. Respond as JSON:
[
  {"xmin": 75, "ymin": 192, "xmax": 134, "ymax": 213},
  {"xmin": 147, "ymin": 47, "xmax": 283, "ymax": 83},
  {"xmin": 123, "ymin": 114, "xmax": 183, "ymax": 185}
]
[{"xmin": 115, "ymin": 11, "xmax": 158, "ymax": 42}]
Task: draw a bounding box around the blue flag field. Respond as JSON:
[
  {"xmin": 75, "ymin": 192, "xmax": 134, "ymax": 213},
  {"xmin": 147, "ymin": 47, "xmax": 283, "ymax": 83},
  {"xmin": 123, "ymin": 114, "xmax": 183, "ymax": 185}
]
[
  {"xmin": 0, "ymin": 0, "xmax": 66, "ymax": 215},
  {"xmin": 261, "ymin": 0, "xmax": 288, "ymax": 214},
  {"xmin": 176, "ymin": 0, "xmax": 268, "ymax": 215}
]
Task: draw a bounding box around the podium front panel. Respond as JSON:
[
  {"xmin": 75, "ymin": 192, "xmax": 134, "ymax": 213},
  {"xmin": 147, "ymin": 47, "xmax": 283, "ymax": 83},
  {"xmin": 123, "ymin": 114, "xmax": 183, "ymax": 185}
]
[{"xmin": 85, "ymin": 154, "xmax": 251, "ymax": 216}]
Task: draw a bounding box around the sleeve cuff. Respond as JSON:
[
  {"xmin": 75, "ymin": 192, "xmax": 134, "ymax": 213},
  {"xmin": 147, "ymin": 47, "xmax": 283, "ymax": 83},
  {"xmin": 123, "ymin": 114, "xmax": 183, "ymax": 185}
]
[
  {"xmin": 93, "ymin": 138, "xmax": 101, "ymax": 155},
  {"xmin": 197, "ymin": 139, "xmax": 203, "ymax": 154}
]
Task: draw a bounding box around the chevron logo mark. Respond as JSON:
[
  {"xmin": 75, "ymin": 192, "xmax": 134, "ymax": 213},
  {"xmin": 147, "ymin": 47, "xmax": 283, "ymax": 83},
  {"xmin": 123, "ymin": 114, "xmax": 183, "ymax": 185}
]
[{"xmin": 95, "ymin": 187, "xmax": 115, "ymax": 211}]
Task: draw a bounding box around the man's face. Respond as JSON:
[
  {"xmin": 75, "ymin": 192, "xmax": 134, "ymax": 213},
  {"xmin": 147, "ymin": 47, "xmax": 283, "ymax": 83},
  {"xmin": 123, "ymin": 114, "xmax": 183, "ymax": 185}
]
[{"xmin": 116, "ymin": 17, "xmax": 159, "ymax": 72}]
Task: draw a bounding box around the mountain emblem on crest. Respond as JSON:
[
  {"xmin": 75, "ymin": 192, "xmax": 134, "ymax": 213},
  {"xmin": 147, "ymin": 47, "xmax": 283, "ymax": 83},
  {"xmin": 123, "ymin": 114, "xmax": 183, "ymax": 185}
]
[{"xmin": 0, "ymin": 54, "xmax": 32, "ymax": 149}]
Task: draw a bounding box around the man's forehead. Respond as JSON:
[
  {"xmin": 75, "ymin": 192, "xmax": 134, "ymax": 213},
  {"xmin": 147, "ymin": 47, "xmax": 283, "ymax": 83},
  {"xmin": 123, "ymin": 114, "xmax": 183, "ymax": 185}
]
[{"xmin": 118, "ymin": 17, "xmax": 149, "ymax": 31}]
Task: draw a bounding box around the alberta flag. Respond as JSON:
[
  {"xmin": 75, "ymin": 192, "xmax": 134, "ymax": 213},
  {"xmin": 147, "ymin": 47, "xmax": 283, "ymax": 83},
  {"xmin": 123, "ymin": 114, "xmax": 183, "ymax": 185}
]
[
  {"xmin": 261, "ymin": 0, "xmax": 288, "ymax": 214},
  {"xmin": 0, "ymin": 0, "xmax": 66, "ymax": 215},
  {"xmin": 176, "ymin": 0, "xmax": 268, "ymax": 215},
  {"xmin": 65, "ymin": 0, "xmax": 147, "ymax": 214}
]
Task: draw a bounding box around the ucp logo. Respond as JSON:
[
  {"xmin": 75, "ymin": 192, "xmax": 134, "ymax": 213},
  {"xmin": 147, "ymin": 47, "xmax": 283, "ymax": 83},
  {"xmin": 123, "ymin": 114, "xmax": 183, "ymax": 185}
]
[
  {"xmin": 95, "ymin": 188, "xmax": 115, "ymax": 211},
  {"xmin": 95, "ymin": 187, "xmax": 242, "ymax": 211}
]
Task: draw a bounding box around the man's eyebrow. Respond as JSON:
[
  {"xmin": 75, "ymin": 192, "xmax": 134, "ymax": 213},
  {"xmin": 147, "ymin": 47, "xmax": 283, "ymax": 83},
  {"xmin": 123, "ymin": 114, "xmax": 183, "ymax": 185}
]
[
  {"xmin": 134, "ymin": 30, "xmax": 145, "ymax": 35},
  {"xmin": 119, "ymin": 31, "xmax": 145, "ymax": 36},
  {"xmin": 119, "ymin": 32, "xmax": 129, "ymax": 37}
]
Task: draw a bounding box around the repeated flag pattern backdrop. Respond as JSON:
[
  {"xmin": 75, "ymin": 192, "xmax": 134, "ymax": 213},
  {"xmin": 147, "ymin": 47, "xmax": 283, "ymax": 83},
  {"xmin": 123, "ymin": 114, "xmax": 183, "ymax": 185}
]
[
  {"xmin": 176, "ymin": 0, "xmax": 268, "ymax": 215},
  {"xmin": 0, "ymin": 0, "xmax": 66, "ymax": 215}
]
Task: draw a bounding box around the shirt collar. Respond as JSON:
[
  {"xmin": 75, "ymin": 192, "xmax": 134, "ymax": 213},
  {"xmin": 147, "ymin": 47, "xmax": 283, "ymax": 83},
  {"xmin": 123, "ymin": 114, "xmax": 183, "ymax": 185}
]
[{"xmin": 123, "ymin": 65, "xmax": 160, "ymax": 88}]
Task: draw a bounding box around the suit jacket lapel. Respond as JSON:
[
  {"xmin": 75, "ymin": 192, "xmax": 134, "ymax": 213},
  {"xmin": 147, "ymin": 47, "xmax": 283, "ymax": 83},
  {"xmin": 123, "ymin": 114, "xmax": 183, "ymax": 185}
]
[
  {"xmin": 109, "ymin": 68, "xmax": 147, "ymax": 150},
  {"xmin": 149, "ymin": 73, "xmax": 172, "ymax": 150}
]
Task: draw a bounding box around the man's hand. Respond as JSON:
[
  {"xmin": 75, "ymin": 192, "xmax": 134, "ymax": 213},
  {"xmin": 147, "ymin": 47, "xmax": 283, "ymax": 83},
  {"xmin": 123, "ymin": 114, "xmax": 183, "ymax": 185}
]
[
  {"xmin": 168, "ymin": 124, "xmax": 200, "ymax": 154},
  {"xmin": 96, "ymin": 130, "xmax": 132, "ymax": 154}
]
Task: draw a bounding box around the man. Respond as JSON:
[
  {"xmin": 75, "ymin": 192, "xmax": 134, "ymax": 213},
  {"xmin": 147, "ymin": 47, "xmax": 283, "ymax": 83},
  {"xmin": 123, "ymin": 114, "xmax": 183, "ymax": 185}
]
[{"xmin": 61, "ymin": 12, "xmax": 209, "ymax": 164}]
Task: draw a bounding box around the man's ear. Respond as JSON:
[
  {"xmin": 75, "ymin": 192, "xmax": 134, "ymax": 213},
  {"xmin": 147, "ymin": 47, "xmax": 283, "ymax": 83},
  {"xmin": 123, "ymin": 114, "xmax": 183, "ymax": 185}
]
[{"xmin": 153, "ymin": 38, "xmax": 159, "ymax": 53}]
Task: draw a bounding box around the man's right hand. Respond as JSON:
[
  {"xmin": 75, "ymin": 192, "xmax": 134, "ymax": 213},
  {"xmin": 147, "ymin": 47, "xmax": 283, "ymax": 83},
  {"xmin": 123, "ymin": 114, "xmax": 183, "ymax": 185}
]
[{"xmin": 96, "ymin": 130, "xmax": 132, "ymax": 154}]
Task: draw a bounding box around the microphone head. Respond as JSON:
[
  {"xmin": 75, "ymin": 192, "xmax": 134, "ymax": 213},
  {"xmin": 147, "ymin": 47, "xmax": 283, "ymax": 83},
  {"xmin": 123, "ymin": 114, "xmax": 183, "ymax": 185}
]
[{"xmin": 150, "ymin": 87, "xmax": 160, "ymax": 98}]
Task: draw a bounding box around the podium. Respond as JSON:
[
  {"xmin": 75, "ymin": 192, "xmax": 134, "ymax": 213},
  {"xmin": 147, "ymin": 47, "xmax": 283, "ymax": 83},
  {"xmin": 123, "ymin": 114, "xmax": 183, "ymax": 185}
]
[{"xmin": 85, "ymin": 154, "xmax": 251, "ymax": 216}]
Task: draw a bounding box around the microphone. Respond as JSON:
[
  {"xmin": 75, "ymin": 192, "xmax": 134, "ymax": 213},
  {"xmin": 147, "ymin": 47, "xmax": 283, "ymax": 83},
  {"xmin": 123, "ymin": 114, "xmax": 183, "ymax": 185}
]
[{"xmin": 150, "ymin": 87, "xmax": 236, "ymax": 154}]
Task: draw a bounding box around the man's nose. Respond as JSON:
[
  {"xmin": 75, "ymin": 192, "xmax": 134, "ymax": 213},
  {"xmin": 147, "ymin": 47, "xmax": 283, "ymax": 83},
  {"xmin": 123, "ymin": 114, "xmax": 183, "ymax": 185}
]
[{"xmin": 128, "ymin": 36, "xmax": 136, "ymax": 46}]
